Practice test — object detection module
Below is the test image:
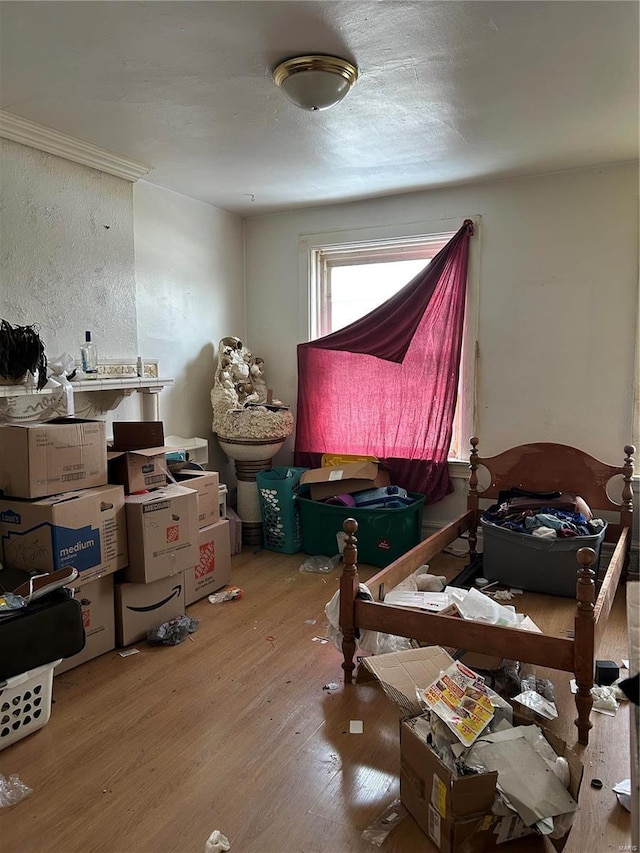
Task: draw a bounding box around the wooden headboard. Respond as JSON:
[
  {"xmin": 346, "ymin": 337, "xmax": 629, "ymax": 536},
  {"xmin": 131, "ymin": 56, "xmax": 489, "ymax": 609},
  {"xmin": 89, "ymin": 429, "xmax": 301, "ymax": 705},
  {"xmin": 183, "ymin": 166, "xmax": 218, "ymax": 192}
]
[{"xmin": 467, "ymin": 438, "xmax": 634, "ymax": 523}]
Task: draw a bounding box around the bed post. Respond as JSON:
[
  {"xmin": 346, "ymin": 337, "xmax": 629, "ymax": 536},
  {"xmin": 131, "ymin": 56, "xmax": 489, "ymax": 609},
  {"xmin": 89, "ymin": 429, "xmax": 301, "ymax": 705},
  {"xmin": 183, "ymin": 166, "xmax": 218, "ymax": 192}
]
[
  {"xmin": 340, "ymin": 518, "xmax": 359, "ymax": 685},
  {"xmin": 574, "ymin": 546, "xmax": 596, "ymax": 745},
  {"xmin": 468, "ymin": 436, "xmax": 480, "ymax": 558},
  {"xmin": 621, "ymin": 445, "xmax": 635, "ymax": 583}
]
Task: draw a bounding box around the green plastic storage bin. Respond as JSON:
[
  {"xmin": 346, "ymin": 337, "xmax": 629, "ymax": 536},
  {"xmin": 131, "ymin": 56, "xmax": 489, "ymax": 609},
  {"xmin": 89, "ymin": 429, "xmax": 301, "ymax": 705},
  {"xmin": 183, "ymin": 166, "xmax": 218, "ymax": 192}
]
[
  {"xmin": 256, "ymin": 467, "xmax": 308, "ymax": 554},
  {"xmin": 296, "ymin": 490, "xmax": 426, "ymax": 568}
]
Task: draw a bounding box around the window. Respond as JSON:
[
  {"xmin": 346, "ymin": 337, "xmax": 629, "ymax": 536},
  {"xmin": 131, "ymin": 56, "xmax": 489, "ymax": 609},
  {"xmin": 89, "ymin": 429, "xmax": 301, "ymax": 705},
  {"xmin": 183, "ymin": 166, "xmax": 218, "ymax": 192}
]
[{"xmin": 305, "ymin": 227, "xmax": 477, "ymax": 461}]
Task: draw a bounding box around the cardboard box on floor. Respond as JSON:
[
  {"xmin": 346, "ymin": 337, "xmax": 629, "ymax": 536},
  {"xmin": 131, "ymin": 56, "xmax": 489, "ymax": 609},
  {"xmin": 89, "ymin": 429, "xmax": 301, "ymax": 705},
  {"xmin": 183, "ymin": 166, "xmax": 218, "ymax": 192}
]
[
  {"xmin": 363, "ymin": 647, "xmax": 583, "ymax": 853},
  {"xmin": 115, "ymin": 573, "xmax": 185, "ymax": 646},
  {"xmin": 56, "ymin": 573, "xmax": 116, "ymax": 675},
  {"xmin": 184, "ymin": 519, "xmax": 231, "ymax": 605},
  {"xmin": 0, "ymin": 484, "xmax": 127, "ymax": 583},
  {"xmin": 124, "ymin": 483, "xmax": 199, "ymax": 584},
  {"xmin": 173, "ymin": 469, "xmax": 220, "ymax": 528},
  {"xmin": 0, "ymin": 418, "xmax": 107, "ymax": 499},
  {"xmin": 300, "ymin": 461, "xmax": 390, "ymax": 501}
]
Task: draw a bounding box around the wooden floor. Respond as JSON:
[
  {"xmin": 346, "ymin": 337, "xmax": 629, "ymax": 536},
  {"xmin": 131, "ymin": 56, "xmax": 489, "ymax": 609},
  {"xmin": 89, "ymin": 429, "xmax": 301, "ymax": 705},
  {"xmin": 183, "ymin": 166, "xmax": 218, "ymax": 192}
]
[{"xmin": 0, "ymin": 547, "xmax": 633, "ymax": 853}]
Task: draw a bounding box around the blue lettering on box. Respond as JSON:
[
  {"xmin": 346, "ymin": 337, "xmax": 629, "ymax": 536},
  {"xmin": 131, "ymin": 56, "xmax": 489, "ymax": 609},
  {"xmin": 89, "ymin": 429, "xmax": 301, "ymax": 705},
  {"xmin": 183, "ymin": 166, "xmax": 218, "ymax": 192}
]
[
  {"xmin": 0, "ymin": 509, "xmax": 21, "ymax": 524},
  {"xmin": 52, "ymin": 524, "xmax": 102, "ymax": 572}
]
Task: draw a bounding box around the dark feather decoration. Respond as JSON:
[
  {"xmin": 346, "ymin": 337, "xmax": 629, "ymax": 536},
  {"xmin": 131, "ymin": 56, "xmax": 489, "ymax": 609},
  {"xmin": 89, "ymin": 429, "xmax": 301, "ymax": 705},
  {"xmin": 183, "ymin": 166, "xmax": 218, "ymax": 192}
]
[{"xmin": 0, "ymin": 320, "xmax": 48, "ymax": 390}]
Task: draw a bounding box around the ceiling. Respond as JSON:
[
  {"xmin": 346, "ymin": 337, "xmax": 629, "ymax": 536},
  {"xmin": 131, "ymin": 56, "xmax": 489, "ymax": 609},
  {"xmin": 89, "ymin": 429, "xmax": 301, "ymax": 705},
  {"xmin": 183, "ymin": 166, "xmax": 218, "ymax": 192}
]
[{"xmin": 0, "ymin": 1, "xmax": 638, "ymax": 217}]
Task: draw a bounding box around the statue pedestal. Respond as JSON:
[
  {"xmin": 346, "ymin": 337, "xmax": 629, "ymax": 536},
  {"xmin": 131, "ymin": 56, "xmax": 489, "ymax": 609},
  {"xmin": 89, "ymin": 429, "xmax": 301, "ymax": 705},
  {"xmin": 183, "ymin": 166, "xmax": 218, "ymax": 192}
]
[{"xmin": 217, "ymin": 435, "xmax": 288, "ymax": 546}]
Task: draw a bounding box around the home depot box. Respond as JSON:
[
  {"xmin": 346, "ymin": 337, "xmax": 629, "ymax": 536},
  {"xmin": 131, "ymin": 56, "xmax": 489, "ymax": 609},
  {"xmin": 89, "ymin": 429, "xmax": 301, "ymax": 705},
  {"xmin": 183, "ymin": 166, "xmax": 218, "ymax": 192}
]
[
  {"xmin": 300, "ymin": 461, "xmax": 391, "ymax": 501},
  {"xmin": 124, "ymin": 484, "xmax": 199, "ymax": 584},
  {"xmin": 107, "ymin": 448, "xmax": 168, "ymax": 494},
  {"xmin": 0, "ymin": 484, "xmax": 127, "ymax": 583},
  {"xmin": 0, "ymin": 418, "xmax": 107, "ymax": 499},
  {"xmin": 56, "ymin": 574, "xmax": 116, "ymax": 674},
  {"xmin": 115, "ymin": 574, "xmax": 185, "ymax": 646},
  {"xmin": 173, "ymin": 470, "xmax": 220, "ymax": 528},
  {"xmin": 184, "ymin": 519, "xmax": 231, "ymax": 605},
  {"xmin": 363, "ymin": 648, "xmax": 583, "ymax": 853}
]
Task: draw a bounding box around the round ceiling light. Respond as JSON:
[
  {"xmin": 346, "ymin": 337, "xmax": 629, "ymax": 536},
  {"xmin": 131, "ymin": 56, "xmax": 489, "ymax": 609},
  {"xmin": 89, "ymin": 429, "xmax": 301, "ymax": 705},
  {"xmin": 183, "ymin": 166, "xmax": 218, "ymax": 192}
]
[{"xmin": 273, "ymin": 55, "xmax": 358, "ymax": 111}]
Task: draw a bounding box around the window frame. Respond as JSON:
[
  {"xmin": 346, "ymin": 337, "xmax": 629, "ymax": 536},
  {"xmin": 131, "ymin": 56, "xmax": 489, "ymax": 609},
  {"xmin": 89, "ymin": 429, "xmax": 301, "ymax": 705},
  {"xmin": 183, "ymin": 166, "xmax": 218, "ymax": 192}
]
[{"xmin": 299, "ymin": 217, "xmax": 480, "ymax": 462}]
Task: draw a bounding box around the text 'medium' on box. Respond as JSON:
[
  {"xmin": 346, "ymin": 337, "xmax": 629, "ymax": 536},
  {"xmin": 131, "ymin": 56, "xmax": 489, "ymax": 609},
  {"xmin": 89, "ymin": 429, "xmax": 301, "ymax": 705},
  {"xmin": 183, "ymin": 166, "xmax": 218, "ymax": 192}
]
[{"xmin": 0, "ymin": 484, "xmax": 127, "ymax": 583}]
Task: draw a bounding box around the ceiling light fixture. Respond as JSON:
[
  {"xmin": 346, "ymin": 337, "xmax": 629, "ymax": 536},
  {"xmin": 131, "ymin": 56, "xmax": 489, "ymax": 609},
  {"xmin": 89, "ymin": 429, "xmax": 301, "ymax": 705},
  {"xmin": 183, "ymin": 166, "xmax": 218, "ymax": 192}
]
[{"xmin": 273, "ymin": 55, "xmax": 358, "ymax": 111}]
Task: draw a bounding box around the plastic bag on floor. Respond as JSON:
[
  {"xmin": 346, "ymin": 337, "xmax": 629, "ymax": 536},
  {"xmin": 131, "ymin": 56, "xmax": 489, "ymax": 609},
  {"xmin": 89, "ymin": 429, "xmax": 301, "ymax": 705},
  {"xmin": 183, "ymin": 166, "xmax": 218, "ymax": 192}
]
[
  {"xmin": 204, "ymin": 830, "xmax": 231, "ymax": 852},
  {"xmin": 147, "ymin": 615, "xmax": 199, "ymax": 646},
  {"xmin": 299, "ymin": 555, "xmax": 341, "ymax": 574},
  {"xmin": 361, "ymin": 799, "xmax": 407, "ymax": 846},
  {"xmin": 0, "ymin": 773, "xmax": 32, "ymax": 808}
]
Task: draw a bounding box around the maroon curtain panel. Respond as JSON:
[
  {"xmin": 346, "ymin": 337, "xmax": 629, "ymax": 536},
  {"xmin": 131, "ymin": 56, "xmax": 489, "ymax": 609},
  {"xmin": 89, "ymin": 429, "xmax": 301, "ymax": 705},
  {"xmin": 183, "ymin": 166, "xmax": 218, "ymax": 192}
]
[{"xmin": 294, "ymin": 220, "xmax": 474, "ymax": 504}]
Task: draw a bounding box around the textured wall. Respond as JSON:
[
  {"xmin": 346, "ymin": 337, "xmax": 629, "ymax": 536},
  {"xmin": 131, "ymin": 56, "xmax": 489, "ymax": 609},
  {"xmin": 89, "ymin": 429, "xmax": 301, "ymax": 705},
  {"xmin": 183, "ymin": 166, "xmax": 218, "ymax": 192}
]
[
  {"xmin": 133, "ymin": 180, "xmax": 244, "ymax": 472},
  {"xmin": 0, "ymin": 138, "xmax": 137, "ymax": 361}
]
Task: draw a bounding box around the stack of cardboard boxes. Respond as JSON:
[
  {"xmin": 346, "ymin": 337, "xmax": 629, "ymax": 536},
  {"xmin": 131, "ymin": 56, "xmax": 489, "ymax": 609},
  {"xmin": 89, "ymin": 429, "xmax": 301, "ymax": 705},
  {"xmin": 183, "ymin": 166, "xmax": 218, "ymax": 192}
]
[{"xmin": 0, "ymin": 418, "xmax": 232, "ymax": 673}]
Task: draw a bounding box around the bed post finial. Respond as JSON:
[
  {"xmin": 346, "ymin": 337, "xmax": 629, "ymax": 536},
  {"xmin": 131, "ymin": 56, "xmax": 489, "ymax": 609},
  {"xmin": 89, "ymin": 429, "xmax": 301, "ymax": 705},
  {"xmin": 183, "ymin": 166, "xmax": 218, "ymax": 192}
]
[
  {"xmin": 340, "ymin": 518, "xmax": 359, "ymax": 685},
  {"xmin": 468, "ymin": 437, "xmax": 480, "ymax": 557},
  {"xmin": 574, "ymin": 547, "xmax": 596, "ymax": 745}
]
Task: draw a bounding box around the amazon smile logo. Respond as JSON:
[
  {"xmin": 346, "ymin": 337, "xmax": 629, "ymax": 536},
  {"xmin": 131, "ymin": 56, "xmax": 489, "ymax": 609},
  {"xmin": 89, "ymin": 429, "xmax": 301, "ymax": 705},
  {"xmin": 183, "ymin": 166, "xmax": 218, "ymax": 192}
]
[{"xmin": 126, "ymin": 584, "xmax": 182, "ymax": 612}]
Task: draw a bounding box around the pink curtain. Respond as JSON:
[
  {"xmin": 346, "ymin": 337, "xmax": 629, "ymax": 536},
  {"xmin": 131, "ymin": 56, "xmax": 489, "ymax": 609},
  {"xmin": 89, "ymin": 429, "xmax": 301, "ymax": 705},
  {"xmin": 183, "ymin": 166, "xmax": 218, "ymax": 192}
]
[{"xmin": 294, "ymin": 220, "xmax": 474, "ymax": 504}]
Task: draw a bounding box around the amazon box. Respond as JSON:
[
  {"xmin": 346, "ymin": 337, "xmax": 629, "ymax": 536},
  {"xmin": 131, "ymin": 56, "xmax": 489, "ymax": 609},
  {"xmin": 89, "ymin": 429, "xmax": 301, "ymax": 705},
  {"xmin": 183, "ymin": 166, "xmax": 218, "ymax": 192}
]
[
  {"xmin": 56, "ymin": 574, "xmax": 116, "ymax": 674},
  {"xmin": 0, "ymin": 484, "xmax": 127, "ymax": 583},
  {"xmin": 0, "ymin": 418, "xmax": 107, "ymax": 499},
  {"xmin": 184, "ymin": 519, "xmax": 231, "ymax": 605},
  {"xmin": 300, "ymin": 461, "xmax": 390, "ymax": 501},
  {"xmin": 115, "ymin": 574, "xmax": 185, "ymax": 646},
  {"xmin": 173, "ymin": 470, "xmax": 220, "ymax": 528},
  {"xmin": 124, "ymin": 484, "xmax": 199, "ymax": 584}
]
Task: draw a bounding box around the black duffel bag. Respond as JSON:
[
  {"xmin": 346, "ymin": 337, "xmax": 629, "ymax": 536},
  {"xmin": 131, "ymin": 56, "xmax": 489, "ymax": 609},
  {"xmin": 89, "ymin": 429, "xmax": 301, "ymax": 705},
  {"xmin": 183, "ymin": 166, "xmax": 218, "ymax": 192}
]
[{"xmin": 0, "ymin": 585, "xmax": 85, "ymax": 681}]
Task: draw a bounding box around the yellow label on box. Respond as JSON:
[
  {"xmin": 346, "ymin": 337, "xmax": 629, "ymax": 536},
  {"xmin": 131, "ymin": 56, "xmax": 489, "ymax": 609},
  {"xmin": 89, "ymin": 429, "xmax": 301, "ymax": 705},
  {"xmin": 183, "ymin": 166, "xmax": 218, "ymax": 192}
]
[{"xmin": 431, "ymin": 774, "xmax": 447, "ymax": 817}]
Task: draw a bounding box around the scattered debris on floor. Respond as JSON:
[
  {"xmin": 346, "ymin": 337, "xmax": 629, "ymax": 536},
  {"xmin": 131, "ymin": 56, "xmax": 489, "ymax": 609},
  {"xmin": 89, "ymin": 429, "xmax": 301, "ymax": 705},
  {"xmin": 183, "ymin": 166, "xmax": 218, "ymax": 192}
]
[
  {"xmin": 361, "ymin": 798, "xmax": 407, "ymax": 846},
  {"xmin": 204, "ymin": 829, "xmax": 231, "ymax": 852},
  {"xmin": 0, "ymin": 773, "xmax": 32, "ymax": 808},
  {"xmin": 208, "ymin": 586, "xmax": 243, "ymax": 604},
  {"xmin": 349, "ymin": 720, "xmax": 363, "ymax": 734},
  {"xmin": 119, "ymin": 648, "xmax": 140, "ymax": 658},
  {"xmin": 147, "ymin": 615, "xmax": 199, "ymax": 646}
]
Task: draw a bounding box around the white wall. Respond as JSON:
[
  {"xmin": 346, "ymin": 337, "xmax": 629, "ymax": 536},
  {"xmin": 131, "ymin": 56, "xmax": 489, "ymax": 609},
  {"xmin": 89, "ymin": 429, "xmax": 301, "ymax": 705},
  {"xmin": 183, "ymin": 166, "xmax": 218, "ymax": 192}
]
[
  {"xmin": 133, "ymin": 181, "xmax": 244, "ymax": 471},
  {"xmin": 0, "ymin": 142, "xmax": 245, "ymax": 479},
  {"xmin": 0, "ymin": 138, "xmax": 137, "ymax": 359},
  {"xmin": 245, "ymin": 163, "xmax": 639, "ymax": 483}
]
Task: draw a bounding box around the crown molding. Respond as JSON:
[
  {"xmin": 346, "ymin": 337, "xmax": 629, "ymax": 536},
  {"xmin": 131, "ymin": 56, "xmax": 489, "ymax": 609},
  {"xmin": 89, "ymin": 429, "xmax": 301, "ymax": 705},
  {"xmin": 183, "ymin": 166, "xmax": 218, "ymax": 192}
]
[{"xmin": 0, "ymin": 110, "xmax": 151, "ymax": 182}]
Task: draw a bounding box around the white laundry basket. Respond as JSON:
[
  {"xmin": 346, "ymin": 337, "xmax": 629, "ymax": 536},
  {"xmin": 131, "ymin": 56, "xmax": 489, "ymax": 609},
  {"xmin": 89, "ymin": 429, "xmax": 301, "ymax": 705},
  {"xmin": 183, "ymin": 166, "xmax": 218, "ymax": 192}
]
[{"xmin": 0, "ymin": 660, "xmax": 60, "ymax": 750}]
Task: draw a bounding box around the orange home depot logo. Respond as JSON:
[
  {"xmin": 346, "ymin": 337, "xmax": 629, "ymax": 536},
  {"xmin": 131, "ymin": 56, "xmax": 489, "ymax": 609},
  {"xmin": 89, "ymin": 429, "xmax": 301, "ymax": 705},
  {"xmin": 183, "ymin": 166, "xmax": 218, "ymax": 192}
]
[
  {"xmin": 196, "ymin": 540, "xmax": 215, "ymax": 579},
  {"xmin": 166, "ymin": 525, "xmax": 179, "ymax": 543}
]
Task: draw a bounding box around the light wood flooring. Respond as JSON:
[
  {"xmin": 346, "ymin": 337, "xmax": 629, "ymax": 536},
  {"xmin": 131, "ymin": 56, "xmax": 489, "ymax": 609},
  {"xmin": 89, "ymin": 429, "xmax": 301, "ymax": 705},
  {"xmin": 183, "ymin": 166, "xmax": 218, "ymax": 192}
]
[{"xmin": 0, "ymin": 546, "xmax": 634, "ymax": 853}]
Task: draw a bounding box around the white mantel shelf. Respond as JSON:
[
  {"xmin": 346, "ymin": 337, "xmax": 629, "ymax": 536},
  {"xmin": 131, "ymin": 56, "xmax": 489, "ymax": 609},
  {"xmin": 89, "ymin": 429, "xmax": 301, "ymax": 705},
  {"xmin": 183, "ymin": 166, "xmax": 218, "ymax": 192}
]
[
  {"xmin": 0, "ymin": 376, "xmax": 174, "ymax": 423},
  {"xmin": 0, "ymin": 377, "xmax": 174, "ymax": 397}
]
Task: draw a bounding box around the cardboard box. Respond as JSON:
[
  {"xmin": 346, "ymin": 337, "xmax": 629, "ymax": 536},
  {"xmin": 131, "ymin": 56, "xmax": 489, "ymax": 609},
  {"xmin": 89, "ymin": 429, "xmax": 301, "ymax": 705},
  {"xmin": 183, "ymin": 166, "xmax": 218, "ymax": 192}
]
[
  {"xmin": 173, "ymin": 470, "xmax": 220, "ymax": 528},
  {"xmin": 115, "ymin": 574, "xmax": 186, "ymax": 646},
  {"xmin": 226, "ymin": 506, "xmax": 242, "ymax": 554},
  {"xmin": 56, "ymin": 574, "xmax": 116, "ymax": 674},
  {"xmin": 112, "ymin": 421, "xmax": 166, "ymax": 451},
  {"xmin": 108, "ymin": 448, "xmax": 168, "ymax": 494},
  {"xmin": 0, "ymin": 418, "xmax": 107, "ymax": 499},
  {"xmin": 0, "ymin": 484, "xmax": 127, "ymax": 583},
  {"xmin": 124, "ymin": 484, "xmax": 199, "ymax": 584},
  {"xmin": 363, "ymin": 648, "xmax": 583, "ymax": 853},
  {"xmin": 184, "ymin": 519, "xmax": 231, "ymax": 605},
  {"xmin": 300, "ymin": 461, "xmax": 391, "ymax": 501}
]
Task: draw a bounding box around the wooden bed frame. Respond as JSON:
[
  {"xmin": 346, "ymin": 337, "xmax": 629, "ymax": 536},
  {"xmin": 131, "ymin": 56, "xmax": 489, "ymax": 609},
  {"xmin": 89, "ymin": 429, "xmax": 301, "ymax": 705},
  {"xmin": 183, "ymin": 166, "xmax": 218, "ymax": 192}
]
[{"xmin": 338, "ymin": 439, "xmax": 635, "ymax": 745}]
